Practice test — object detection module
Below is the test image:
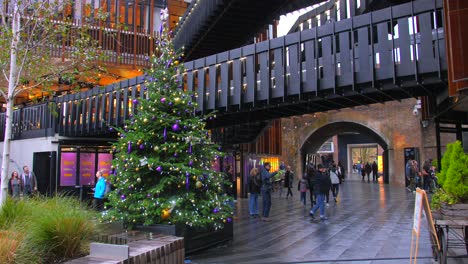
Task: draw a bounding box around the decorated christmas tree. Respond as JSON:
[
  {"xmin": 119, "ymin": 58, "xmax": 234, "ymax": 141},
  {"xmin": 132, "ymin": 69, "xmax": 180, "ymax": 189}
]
[{"xmin": 103, "ymin": 9, "xmax": 233, "ymax": 230}]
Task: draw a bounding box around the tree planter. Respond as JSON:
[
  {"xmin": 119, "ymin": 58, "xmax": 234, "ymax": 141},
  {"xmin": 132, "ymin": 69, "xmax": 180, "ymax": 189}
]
[
  {"xmin": 136, "ymin": 222, "xmax": 233, "ymax": 254},
  {"xmin": 436, "ymin": 203, "xmax": 468, "ymax": 220}
]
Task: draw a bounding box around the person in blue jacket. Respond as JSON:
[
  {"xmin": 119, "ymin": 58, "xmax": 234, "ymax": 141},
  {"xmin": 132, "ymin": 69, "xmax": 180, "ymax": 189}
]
[
  {"xmin": 260, "ymin": 162, "xmax": 278, "ymax": 221},
  {"xmin": 93, "ymin": 170, "xmax": 106, "ymax": 211}
]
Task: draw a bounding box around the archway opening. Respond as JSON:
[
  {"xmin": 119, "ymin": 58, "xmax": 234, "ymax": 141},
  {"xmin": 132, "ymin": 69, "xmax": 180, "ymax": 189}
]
[{"xmin": 301, "ymin": 122, "xmax": 389, "ymax": 183}]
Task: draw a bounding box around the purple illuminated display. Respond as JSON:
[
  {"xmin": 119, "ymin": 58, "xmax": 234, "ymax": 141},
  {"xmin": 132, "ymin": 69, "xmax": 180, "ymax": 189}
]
[
  {"xmin": 60, "ymin": 152, "xmax": 77, "ymax": 186},
  {"xmin": 98, "ymin": 153, "xmax": 113, "ymax": 178},
  {"xmin": 80, "ymin": 153, "xmax": 96, "ymax": 186}
]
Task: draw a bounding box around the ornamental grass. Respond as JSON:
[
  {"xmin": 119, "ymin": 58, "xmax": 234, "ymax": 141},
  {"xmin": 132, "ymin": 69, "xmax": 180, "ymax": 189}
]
[{"xmin": 0, "ymin": 195, "xmax": 98, "ymax": 263}]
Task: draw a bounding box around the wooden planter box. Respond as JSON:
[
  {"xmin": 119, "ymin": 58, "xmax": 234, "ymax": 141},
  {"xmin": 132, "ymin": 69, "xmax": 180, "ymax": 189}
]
[
  {"xmin": 137, "ymin": 222, "xmax": 233, "ymax": 254},
  {"xmin": 434, "ymin": 203, "xmax": 468, "ymax": 220}
]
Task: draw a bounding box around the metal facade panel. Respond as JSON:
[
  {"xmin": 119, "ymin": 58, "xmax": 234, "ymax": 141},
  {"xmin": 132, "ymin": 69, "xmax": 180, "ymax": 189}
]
[
  {"xmin": 320, "ymin": 36, "xmax": 334, "ymax": 90},
  {"xmin": 232, "ymin": 60, "xmax": 242, "ymax": 106},
  {"xmin": 376, "ymin": 22, "xmax": 394, "ymax": 80},
  {"xmin": 357, "ymin": 27, "xmax": 372, "ymax": 83},
  {"xmin": 288, "ymin": 44, "xmax": 300, "ymax": 95},
  {"xmin": 197, "ymin": 70, "xmax": 205, "ymax": 112},
  {"xmin": 395, "ymin": 18, "xmax": 414, "ymax": 77},
  {"xmin": 273, "ymin": 48, "xmax": 284, "ymax": 98},
  {"xmin": 338, "ymin": 31, "xmax": 352, "ymax": 86},
  {"xmin": 304, "ymin": 40, "xmax": 317, "ymax": 93},
  {"xmin": 245, "ymin": 56, "xmax": 256, "ymax": 103},
  {"xmin": 208, "ymin": 65, "xmax": 217, "ymax": 110},
  {"xmin": 219, "ymin": 63, "xmax": 229, "ymax": 108},
  {"xmin": 417, "ymin": 13, "xmax": 437, "ymax": 73},
  {"xmin": 258, "ymin": 52, "xmax": 270, "ymax": 101}
]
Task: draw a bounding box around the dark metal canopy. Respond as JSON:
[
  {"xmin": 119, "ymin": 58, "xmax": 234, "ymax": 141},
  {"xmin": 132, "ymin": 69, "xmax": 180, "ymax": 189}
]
[{"xmin": 173, "ymin": 0, "xmax": 324, "ymax": 61}]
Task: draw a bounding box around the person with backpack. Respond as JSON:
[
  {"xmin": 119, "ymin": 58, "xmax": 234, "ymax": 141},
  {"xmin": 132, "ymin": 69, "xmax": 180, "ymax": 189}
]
[
  {"xmin": 248, "ymin": 167, "xmax": 261, "ymax": 217},
  {"xmin": 298, "ymin": 175, "xmax": 309, "ymax": 206},
  {"xmin": 260, "ymin": 162, "xmax": 278, "ymax": 222}
]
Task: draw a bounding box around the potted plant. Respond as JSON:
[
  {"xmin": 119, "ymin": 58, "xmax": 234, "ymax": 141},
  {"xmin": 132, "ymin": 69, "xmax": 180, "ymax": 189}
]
[{"xmin": 431, "ymin": 141, "xmax": 468, "ymax": 219}]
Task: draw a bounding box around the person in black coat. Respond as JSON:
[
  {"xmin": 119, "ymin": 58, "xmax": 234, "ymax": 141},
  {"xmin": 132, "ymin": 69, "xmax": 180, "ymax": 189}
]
[
  {"xmin": 306, "ymin": 163, "xmax": 316, "ymax": 207},
  {"xmin": 309, "ymin": 164, "xmax": 331, "ymax": 220},
  {"xmin": 371, "ymin": 161, "xmax": 378, "ymax": 182},
  {"xmin": 284, "ymin": 165, "xmax": 294, "ymax": 199},
  {"xmin": 364, "ymin": 162, "xmax": 372, "ymax": 183}
]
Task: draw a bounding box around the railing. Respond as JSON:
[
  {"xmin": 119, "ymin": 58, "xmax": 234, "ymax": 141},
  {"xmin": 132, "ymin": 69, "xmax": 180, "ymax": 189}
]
[
  {"xmin": 0, "ymin": 0, "xmax": 449, "ymax": 139},
  {"xmin": 183, "ymin": 0, "xmax": 446, "ymax": 114},
  {"xmin": 50, "ymin": 19, "xmax": 157, "ymax": 67},
  {"xmin": 0, "ymin": 103, "xmax": 56, "ymax": 140}
]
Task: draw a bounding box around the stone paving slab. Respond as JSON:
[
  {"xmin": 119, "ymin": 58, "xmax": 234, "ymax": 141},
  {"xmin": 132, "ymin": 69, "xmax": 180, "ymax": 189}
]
[{"xmin": 188, "ymin": 179, "xmax": 466, "ymax": 263}]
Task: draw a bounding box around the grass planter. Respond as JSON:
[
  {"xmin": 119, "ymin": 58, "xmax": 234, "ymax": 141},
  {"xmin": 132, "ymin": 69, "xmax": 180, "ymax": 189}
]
[{"xmin": 136, "ymin": 222, "xmax": 233, "ymax": 254}]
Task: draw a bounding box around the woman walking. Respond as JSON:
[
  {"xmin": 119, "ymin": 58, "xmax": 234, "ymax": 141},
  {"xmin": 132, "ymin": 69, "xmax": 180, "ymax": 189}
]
[
  {"xmin": 9, "ymin": 171, "xmax": 21, "ymax": 198},
  {"xmin": 248, "ymin": 167, "xmax": 261, "ymax": 217}
]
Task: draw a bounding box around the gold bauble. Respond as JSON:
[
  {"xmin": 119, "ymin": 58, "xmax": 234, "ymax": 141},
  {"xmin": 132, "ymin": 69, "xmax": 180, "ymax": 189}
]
[
  {"xmin": 135, "ymin": 167, "xmax": 139, "ymax": 172},
  {"xmin": 196, "ymin": 181, "xmax": 203, "ymax": 188},
  {"xmin": 161, "ymin": 209, "xmax": 171, "ymax": 220}
]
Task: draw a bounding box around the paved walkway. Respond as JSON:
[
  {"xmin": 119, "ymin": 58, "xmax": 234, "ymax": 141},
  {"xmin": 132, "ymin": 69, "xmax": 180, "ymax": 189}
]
[{"xmin": 188, "ymin": 175, "xmax": 450, "ymax": 263}]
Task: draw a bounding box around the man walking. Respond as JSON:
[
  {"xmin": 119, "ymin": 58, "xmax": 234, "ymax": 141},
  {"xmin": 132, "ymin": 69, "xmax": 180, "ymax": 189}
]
[
  {"xmin": 21, "ymin": 165, "xmax": 37, "ymax": 197},
  {"xmin": 261, "ymin": 162, "xmax": 278, "ymax": 222},
  {"xmin": 310, "ymin": 164, "xmax": 331, "ymax": 221},
  {"xmin": 372, "ymin": 161, "xmax": 378, "ymax": 182}
]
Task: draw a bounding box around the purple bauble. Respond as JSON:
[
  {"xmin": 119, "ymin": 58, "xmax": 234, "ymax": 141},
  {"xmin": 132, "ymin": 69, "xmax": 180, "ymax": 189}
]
[
  {"xmin": 188, "ymin": 160, "xmax": 193, "ymax": 167},
  {"xmin": 109, "ymin": 127, "xmax": 113, "ymax": 132},
  {"xmin": 227, "ymin": 217, "xmax": 232, "ymax": 223},
  {"xmin": 172, "ymin": 123, "xmax": 180, "ymax": 131},
  {"xmin": 147, "ymin": 193, "xmax": 151, "ymax": 198},
  {"xmin": 120, "ymin": 195, "xmax": 126, "ymax": 200},
  {"xmin": 132, "ymin": 99, "xmax": 139, "ymax": 105},
  {"xmin": 139, "ymin": 144, "xmax": 145, "ymax": 150},
  {"xmin": 169, "ymin": 102, "xmax": 173, "ymax": 106},
  {"xmin": 161, "ymin": 97, "xmax": 166, "ymax": 103},
  {"xmin": 156, "ymin": 166, "xmax": 162, "ymax": 172},
  {"xmin": 163, "ymin": 127, "xmax": 167, "ymax": 140},
  {"xmin": 127, "ymin": 142, "xmax": 132, "ymax": 154},
  {"xmin": 213, "ymin": 208, "xmax": 219, "ymax": 214},
  {"xmin": 174, "ymin": 153, "xmax": 178, "ymax": 157}
]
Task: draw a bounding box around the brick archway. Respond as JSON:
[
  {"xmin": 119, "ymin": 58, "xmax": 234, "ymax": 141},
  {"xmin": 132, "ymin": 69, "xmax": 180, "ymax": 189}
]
[
  {"xmin": 299, "ymin": 121, "xmax": 390, "ymax": 183},
  {"xmin": 280, "ymin": 99, "xmax": 435, "ymax": 186}
]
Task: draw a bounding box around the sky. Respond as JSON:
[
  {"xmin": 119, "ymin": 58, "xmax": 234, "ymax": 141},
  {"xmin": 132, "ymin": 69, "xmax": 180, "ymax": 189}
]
[{"xmin": 277, "ymin": 2, "xmax": 326, "ymax": 37}]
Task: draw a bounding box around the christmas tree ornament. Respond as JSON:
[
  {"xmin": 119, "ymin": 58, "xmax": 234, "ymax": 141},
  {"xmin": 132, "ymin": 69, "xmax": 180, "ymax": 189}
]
[
  {"xmin": 213, "ymin": 208, "xmax": 219, "ymax": 214},
  {"xmin": 161, "ymin": 209, "xmax": 171, "ymax": 220},
  {"xmin": 196, "ymin": 181, "xmax": 203, "ymax": 188},
  {"xmin": 156, "ymin": 166, "xmax": 162, "ymax": 172},
  {"xmin": 172, "ymin": 123, "xmax": 180, "ymax": 131},
  {"xmin": 132, "ymin": 99, "xmax": 139, "ymax": 105},
  {"xmin": 127, "ymin": 142, "xmax": 132, "ymax": 154}
]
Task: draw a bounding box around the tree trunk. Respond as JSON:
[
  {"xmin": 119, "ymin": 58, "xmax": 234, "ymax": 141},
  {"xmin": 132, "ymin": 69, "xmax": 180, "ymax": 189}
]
[{"xmin": 0, "ymin": 2, "xmax": 20, "ymax": 206}]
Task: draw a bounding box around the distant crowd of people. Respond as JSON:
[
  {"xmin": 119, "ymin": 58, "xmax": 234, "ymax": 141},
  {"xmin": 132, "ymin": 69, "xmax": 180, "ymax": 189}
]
[
  {"xmin": 352, "ymin": 161, "xmax": 379, "ymax": 182},
  {"xmin": 405, "ymin": 159, "xmax": 438, "ymax": 193},
  {"xmin": 248, "ymin": 161, "xmax": 346, "ymax": 222}
]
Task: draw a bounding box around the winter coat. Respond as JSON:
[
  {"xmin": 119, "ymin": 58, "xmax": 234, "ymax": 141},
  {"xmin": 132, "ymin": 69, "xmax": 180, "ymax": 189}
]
[
  {"xmin": 314, "ymin": 171, "xmax": 331, "ymax": 194},
  {"xmin": 284, "ymin": 170, "xmax": 294, "ymax": 188},
  {"xmin": 330, "ymin": 170, "xmax": 340, "ymax": 185},
  {"xmin": 261, "ymin": 167, "xmax": 277, "ymax": 191},
  {"xmin": 94, "ymin": 177, "xmax": 106, "ymax": 199},
  {"xmin": 249, "ymin": 173, "xmax": 262, "ymax": 194}
]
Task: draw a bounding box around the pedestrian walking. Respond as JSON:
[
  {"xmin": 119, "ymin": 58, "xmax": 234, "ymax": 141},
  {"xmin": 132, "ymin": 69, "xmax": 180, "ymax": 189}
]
[
  {"xmin": 260, "ymin": 162, "xmax": 278, "ymax": 222},
  {"xmin": 93, "ymin": 170, "xmax": 106, "ymax": 211},
  {"xmin": 298, "ymin": 175, "xmax": 309, "ymax": 206},
  {"xmin": 422, "ymin": 160, "xmax": 431, "ymax": 191},
  {"xmin": 306, "ymin": 163, "xmax": 316, "ymax": 207},
  {"xmin": 364, "ymin": 162, "xmax": 372, "ymax": 182},
  {"xmin": 9, "ymin": 171, "xmax": 21, "ymax": 198},
  {"xmin": 330, "ymin": 165, "xmax": 340, "ymax": 203},
  {"xmin": 310, "ymin": 164, "xmax": 332, "ymax": 221},
  {"xmin": 248, "ymin": 167, "xmax": 261, "ymax": 217},
  {"xmin": 337, "ymin": 161, "xmax": 345, "ymax": 182},
  {"xmin": 372, "ymin": 161, "xmax": 378, "ymax": 182},
  {"xmin": 284, "ymin": 166, "xmax": 294, "ymax": 199},
  {"xmin": 20, "ymin": 166, "xmax": 37, "ymax": 197}
]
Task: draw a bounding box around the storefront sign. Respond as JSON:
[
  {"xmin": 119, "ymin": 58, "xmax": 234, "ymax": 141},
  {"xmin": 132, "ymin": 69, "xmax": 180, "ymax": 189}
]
[
  {"xmin": 98, "ymin": 153, "xmax": 113, "ymax": 177},
  {"xmin": 80, "ymin": 153, "xmax": 96, "ymax": 185},
  {"xmin": 60, "ymin": 152, "xmax": 77, "ymax": 186}
]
